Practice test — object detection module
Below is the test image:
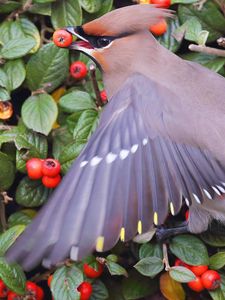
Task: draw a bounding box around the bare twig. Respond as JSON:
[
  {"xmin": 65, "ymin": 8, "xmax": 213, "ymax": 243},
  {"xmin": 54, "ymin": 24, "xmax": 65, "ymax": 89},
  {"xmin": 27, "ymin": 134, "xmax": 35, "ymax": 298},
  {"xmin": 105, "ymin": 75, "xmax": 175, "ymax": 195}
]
[
  {"xmin": 89, "ymin": 64, "xmax": 104, "ymax": 108},
  {"xmin": 162, "ymin": 243, "xmax": 171, "ymax": 271},
  {"xmin": 189, "ymin": 44, "xmax": 225, "ymax": 57},
  {"xmin": 0, "ymin": 125, "xmax": 14, "ymax": 130},
  {"xmin": 7, "ymin": 0, "xmax": 33, "ymax": 20},
  {"xmin": 0, "ymin": 193, "xmax": 12, "ymax": 231}
]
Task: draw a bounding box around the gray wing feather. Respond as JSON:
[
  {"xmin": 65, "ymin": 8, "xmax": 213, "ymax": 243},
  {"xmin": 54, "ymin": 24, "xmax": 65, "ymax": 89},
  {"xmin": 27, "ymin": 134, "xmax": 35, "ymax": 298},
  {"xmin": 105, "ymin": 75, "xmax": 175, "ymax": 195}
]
[{"xmin": 6, "ymin": 73, "xmax": 225, "ymax": 270}]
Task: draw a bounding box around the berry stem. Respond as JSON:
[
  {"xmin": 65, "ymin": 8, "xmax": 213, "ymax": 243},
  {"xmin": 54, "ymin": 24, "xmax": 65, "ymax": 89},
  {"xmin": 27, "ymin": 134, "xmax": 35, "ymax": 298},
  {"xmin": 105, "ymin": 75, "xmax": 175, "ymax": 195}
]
[
  {"xmin": 163, "ymin": 243, "xmax": 171, "ymax": 271},
  {"xmin": 89, "ymin": 64, "xmax": 104, "ymax": 107}
]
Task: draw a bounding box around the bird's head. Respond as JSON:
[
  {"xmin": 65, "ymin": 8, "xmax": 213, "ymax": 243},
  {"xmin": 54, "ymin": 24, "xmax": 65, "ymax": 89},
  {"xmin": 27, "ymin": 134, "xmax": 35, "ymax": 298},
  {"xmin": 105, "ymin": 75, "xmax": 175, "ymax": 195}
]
[{"xmin": 66, "ymin": 5, "xmax": 173, "ymax": 73}]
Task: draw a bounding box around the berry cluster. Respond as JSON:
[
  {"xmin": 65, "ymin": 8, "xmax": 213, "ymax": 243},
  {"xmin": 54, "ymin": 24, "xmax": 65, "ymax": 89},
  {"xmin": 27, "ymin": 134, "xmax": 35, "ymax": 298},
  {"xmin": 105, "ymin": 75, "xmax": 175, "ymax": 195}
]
[
  {"xmin": 26, "ymin": 158, "xmax": 61, "ymax": 189},
  {"xmin": 175, "ymin": 259, "xmax": 221, "ymax": 292},
  {"xmin": 47, "ymin": 260, "xmax": 104, "ymax": 300},
  {"xmin": 0, "ymin": 279, "xmax": 44, "ymax": 300}
]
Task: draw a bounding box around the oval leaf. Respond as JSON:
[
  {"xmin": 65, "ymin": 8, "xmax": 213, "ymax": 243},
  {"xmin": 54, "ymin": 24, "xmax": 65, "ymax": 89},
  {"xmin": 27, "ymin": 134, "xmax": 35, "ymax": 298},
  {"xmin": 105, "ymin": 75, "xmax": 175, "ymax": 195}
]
[
  {"xmin": 169, "ymin": 234, "xmax": 209, "ymax": 266},
  {"xmin": 51, "ymin": 264, "xmax": 83, "ymax": 300},
  {"xmin": 0, "ymin": 257, "xmax": 26, "ymax": 295},
  {"xmin": 139, "ymin": 243, "xmax": 163, "ymax": 260},
  {"xmin": 91, "ymin": 280, "xmax": 109, "ymax": 300},
  {"xmin": 60, "ymin": 91, "xmax": 96, "ymax": 113},
  {"xmin": 209, "ymin": 252, "xmax": 225, "ymax": 270},
  {"xmin": 169, "ymin": 266, "xmax": 196, "ymax": 283},
  {"xmin": 0, "ymin": 151, "xmax": 15, "ymax": 190},
  {"xmin": 26, "ymin": 43, "xmax": 69, "ymax": 93},
  {"xmin": 106, "ymin": 261, "xmax": 128, "ymax": 277},
  {"xmin": 16, "ymin": 176, "xmax": 50, "ymax": 207},
  {"xmin": 0, "ymin": 225, "xmax": 25, "ymax": 256},
  {"xmin": 1, "ymin": 38, "xmax": 36, "ymax": 59},
  {"xmin": 22, "ymin": 94, "xmax": 58, "ymax": 135},
  {"xmin": 8, "ymin": 210, "xmax": 36, "ymax": 227},
  {"xmin": 134, "ymin": 257, "xmax": 164, "ymax": 278},
  {"xmin": 160, "ymin": 272, "xmax": 185, "ymax": 300},
  {"xmin": 3, "ymin": 59, "xmax": 26, "ymax": 92},
  {"xmin": 51, "ymin": 0, "xmax": 82, "ymax": 29},
  {"xmin": 79, "ymin": 0, "xmax": 101, "ymax": 13}
]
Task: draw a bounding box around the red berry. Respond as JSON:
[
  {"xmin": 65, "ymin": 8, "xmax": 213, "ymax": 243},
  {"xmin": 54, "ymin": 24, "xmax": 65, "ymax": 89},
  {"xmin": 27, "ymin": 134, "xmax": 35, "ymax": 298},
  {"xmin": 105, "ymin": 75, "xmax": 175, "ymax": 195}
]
[
  {"xmin": 149, "ymin": 19, "xmax": 167, "ymax": 36},
  {"xmin": 26, "ymin": 281, "xmax": 38, "ymax": 296},
  {"xmin": 185, "ymin": 210, "xmax": 189, "ymax": 220},
  {"xmin": 70, "ymin": 61, "xmax": 88, "ymax": 80},
  {"xmin": 83, "ymin": 262, "xmax": 104, "ymax": 278},
  {"xmin": 174, "ymin": 258, "xmax": 190, "ymax": 269},
  {"xmin": 42, "ymin": 174, "xmax": 61, "ymax": 188},
  {"xmin": 151, "ymin": 0, "xmax": 171, "ymax": 8},
  {"xmin": 0, "ymin": 279, "xmax": 8, "ymax": 297},
  {"xmin": 190, "ymin": 265, "xmax": 208, "ymax": 277},
  {"xmin": 188, "ymin": 276, "xmax": 205, "ymax": 292},
  {"xmin": 53, "ymin": 30, "xmax": 73, "ymax": 48},
  {"xmin": 47, "ymin": 275, "xmax": 53, "ymax": 287},
  {"xmin": 201, "ymin": 270, "xmax": 221, "ymax": 290},
  {"xmin": 7, "ymin": 291, "xmax": 20, "ymax": 300},
  {"xmin": 77, "ymin": 282, "xmax": 93, "ymax": 300},
  {"xmin": 26, "ymin": 158, "xmax": 43, "ymax": 180},
  {"xmin": 42, "ymin": 159, "xmax": 61, "ymax": 177},
  {"xmin": 36, "ymin": 286, "xmax": 44, "ymax": 300},
  {"xmin": 100, "ymin": 90, "xmax": 108, "ymax": 103}
]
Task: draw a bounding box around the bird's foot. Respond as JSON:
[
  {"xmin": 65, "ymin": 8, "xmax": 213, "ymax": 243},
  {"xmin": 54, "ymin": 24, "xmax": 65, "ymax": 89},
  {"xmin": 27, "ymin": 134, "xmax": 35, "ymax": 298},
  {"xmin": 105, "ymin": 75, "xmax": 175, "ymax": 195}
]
[{"xmin": 156, "ymin": 223, "xmax": 189, "ymax": 242}]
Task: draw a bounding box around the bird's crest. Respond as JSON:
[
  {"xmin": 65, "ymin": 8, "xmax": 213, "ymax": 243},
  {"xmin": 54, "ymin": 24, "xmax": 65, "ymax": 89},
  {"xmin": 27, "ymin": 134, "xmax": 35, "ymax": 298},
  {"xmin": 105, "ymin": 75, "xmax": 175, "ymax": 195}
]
[{"xmin": 83, "ymin": 4, "xmax": 174, "ymax": 36}]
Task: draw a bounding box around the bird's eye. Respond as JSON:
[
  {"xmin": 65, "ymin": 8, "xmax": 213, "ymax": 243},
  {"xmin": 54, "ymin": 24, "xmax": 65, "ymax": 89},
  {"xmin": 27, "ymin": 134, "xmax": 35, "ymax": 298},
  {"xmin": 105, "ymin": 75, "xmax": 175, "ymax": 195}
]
[{"xmin": 96, "ymin": 37, "xmax": 112, "ymax": 48}]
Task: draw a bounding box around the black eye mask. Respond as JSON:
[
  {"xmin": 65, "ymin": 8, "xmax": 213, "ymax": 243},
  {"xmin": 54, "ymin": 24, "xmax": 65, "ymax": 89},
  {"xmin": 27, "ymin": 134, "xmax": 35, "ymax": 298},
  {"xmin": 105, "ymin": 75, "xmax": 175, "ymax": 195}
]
[{"xmin": 76, "ymin": 26, "xmax": 130, "ymax": 48}]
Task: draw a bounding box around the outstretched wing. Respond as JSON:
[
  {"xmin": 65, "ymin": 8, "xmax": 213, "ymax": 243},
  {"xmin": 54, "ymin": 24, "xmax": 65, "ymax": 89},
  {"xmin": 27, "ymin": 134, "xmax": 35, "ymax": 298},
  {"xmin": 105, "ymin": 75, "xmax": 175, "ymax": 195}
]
[{"xmin": 6, "ymin": 73, "xmax": 225, "ymax": 271}]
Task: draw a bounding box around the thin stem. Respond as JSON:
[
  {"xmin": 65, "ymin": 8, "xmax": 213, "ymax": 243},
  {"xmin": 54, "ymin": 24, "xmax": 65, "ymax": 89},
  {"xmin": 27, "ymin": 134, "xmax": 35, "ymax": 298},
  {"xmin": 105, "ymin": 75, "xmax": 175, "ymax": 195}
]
[
  {"xmin": 7, "ymin": 0, "xmax": 32, "ymax": 20},
  {"xmin": 0, "ymin": 195, "xmax": 7, "ymax": 232},
  {"xmin": 189, "ymin": 44, "xmax": 225, "ymax": 57},
  {"xmin": 89, "ymin": 64, "xmax": 103, "ymax": 107},
  {"xmin": 163, "ymin": 243, "xmax": 171, "ymax": 271}
]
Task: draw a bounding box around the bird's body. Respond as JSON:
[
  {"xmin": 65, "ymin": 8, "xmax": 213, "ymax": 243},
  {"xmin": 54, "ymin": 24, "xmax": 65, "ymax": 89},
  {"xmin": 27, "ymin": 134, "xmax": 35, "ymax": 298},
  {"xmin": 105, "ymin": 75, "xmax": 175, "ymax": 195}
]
[{"xmin": 6, "ymin": 5, "xmax": 225, "ymax": 271}]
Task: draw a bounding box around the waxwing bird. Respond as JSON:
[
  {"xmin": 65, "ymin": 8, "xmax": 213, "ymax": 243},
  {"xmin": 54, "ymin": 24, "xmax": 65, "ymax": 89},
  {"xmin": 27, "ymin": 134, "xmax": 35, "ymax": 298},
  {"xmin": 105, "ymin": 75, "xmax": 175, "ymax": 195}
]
[{"xmin": 6, "ymin": 5, "xmax": 225, "ymax": 271}]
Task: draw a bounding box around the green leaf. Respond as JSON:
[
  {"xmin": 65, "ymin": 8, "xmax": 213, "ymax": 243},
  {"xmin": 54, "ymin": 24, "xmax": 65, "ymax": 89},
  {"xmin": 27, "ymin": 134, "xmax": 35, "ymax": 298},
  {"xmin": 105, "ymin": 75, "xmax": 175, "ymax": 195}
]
[
  {"xmin": 133, "ymin": 229, "xmax": 156, "ymax": 244},
  {"xmin": 0, "ymin": 1, "xmax": 21, "ymax": 13},
  {"xmin": 59, "ymin": 139, "xmax": 86, "ymax": 173},
  {"xmin": 21, "ymin": 94, "xmax": 58, "ymax": 136},
  {"xmin": 178, "ymin": 2, "xmax": 225, "ymax": 42},
  {"xmin": 201, "ymin": 230, "xmax": 225, "ymax": 247},
  {"xmin": 51, "ymin": 0, "xmax": 82, "ymax": 29},
  {"xmin": 0, "ymin": 151, "xmax": 15, "ymax": 190},
  {"xmin": 0, "ymin": 69, "xmax": 8, "ymax": 88},
  {"xmin": 122, "ymin": 270, "xmax": 158, "ymax": 300},
  {"xmin": 0, "ymin": 257, "xmax": 26, "ymax": 295},
  {"xmin": 91, "ymin": 280, "xmax": 109, "ymax": 300},
  {"xmin": 169, "ymin": 234, "xmax": 209, "ymax": 266},
  {"xmin": 197, "ymin": 30, "xmax": 209, "ymax": 46},
  {"xmin": 0, "ymin": 88, "xmax": 10, "ymax": 101},
  {"xmin": 169, "ymin": 266, "xmax": 196, "ymax": 283},
  {"xmin": 72, "ymin": 109, "xmax": 99, "ymax": 139},
  {"xmin": 51, "ymin": 264, "xmax": 83, "ymax": 300},
  {"xmin": 26, "ymin": 43, "xmax": 69, "ymax": 93},
  {"xmin": 3, "ymin": 59, "xmax": 26, "ymax": 92},
  {"xmin": 83, "ymin": 0, "xmax": 112, "ymax": 20},
  {"xmin": 139, "ymin": 243, "xmax": 163, "ymax": 260},
  {"xmin": 60, "ymin": 91, "xmax": 96, "ymax": 113},
  {"xmin": 79, "ymin": 0, "xmax": 101, "ymax": 13},
  {"xmin": 28, "ymin": 3, "xmax": 52, "ymax": 15},
  {"xmin": 158, "ymin": 17, "xmax": 181, "ymax": 52},
  {"xmin": 0, "ymin": 19, "xmax": 40, "ymax": 54},
  {"xmin": 182, "ymin": 52, "xmax": 225, "ymax": 73},
  {"xmin": 15, "ymin": 130, "xmax": 48, "ymax": 172},
  {"xmin": 0, "ymin": 38, "xmax": 36, "ymax": 59},
  {"xmin": 16, "ymin": 176, "xmax": 50, "ymax": 207},
  {"xmin": 8, "ymin": 209, "xmax": 36, "ymax": 227},
  {"xmin": 209, "ymin": 274, "xmax": 225, "ymax": 300},
  {"xmin": 209, "ymin": 252, "xmax": 225, "ymax": 270},
  {"xmin": 0, "ymin": 225, "xmax": 25, "ymax": 256},
  {"xmin": 183, "ymin": 18, "xmax": 202, "ymax": 43},
  {"xmin": 106, "ymin": 261, "xmax": 128, "ymax": 277},
  {"xmin": 52, "ymin": 126, "xmax": 73, "ymax": 160},
  {"xmin": 134, "ymin": 257, "xmax": 164, "ymax": 278},
  {"xmin": 172, "ymin": 0, "xmax": 198, "ymax": 3}
]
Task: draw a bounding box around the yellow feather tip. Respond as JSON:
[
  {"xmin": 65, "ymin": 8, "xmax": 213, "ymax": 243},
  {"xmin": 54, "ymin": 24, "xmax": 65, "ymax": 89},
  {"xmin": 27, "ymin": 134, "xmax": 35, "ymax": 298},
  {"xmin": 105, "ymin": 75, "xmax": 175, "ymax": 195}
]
[
  {"xmin": 137, "ymin": 220, "xmax": 142, "ymax": 234},
  {"xmin": 154, "ymin": 212, "xmax": 158, "ymax": 225},
  {"xmin": 120, "ymin": 227, "xmax": 125, "ymax": 242},
  {"xmin": 96, "ymin": 236, "xmax": 104, "ymax": 252}
]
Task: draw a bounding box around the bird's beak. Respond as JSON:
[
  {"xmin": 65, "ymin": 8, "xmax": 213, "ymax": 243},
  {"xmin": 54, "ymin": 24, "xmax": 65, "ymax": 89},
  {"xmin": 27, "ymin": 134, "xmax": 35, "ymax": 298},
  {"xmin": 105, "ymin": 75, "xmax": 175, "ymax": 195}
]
[{"xmin": 65, "ymin": 26, "xmax": 94, "ymax": 55}]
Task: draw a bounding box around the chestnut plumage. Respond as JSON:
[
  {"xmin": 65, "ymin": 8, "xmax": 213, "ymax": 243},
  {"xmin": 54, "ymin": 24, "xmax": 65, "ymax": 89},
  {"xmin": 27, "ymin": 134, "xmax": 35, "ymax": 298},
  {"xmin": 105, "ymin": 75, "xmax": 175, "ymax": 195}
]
[{"xmin": 6, "ymin": 5, "xmax": 225, "ymax": 271}]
